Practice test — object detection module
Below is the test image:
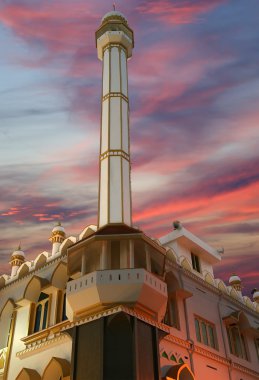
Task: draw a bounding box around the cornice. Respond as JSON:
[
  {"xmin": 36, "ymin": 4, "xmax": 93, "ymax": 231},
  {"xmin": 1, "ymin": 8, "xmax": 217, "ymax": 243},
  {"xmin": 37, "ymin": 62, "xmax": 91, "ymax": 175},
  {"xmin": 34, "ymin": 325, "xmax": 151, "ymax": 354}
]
[
  {"xmin": 0, "ymin": 254, "xmax": 67, "ymax": 292},
  {"xmin": 17, "ymin": 332, "xmax": 70, "ymax": 359},
  {"xmin": 61, "ymin": 305, "xmax": 170, "ymax": 334},
  {"xmin": 165, "ymin": 258, "xmax": 259, "ymax": 317}
]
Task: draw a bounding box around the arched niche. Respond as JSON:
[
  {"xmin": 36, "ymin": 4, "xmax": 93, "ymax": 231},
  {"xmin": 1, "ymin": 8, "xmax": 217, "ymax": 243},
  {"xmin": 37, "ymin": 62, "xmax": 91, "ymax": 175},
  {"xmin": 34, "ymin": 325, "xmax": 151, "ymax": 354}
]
[
  {"xmin": 79, "ymin": 225, "xmax": 97, "ymax": 241},
  {"xmin": 0, "ymin": 275, "xmax": 8, "ymax": 289},
  {"xmin": 104, "ymin": 313, "xmax": 134, "ymax": 379},
  {"xmin": 204, "ymin": 272, "xmax": 214, "ymax": 286},
  {"xmin": 230, "ymin": 288, "xmax": 240, "ymax": 300},
  {"xmin": 166, "ymin": 248, "xmax": 177, "ymax": 263},
  {"xmin": 21, "ymin": 276, "xmax": 49, "ymax": 305},
  {"xmin": 51, "ymin": 261, "xmax": 68, "ymax": 289},
  {"xmin": 243, "ymin": 296, "xmax": 254, "ymax": 310},
  {"xmin": 60, "ymin": 237, "xmax": 77, "ymax": 255},
  {"xmin": 42, "ymin": 357, "xmax": 70, "ymax": 380},
  {"xmin": 34, "ymin": 252, "xmax": 49, "ymax": 270},
  {"xmin": 216, "ymin": 279, "xmax": 228, "ymax": 294},
  {"xmin": 15, "ymin": 368, "xmax": 41, "ymax": 380},
  {"xmin": 17, "ymin": 263, "xmax": 30, "ymax": 279},
  {"xmin": 180, "ymin": 257, "xmax": 192, "ymax": 272},
  {"xmin": 164, "ymin": 363, "xmax": 195, "ymax": 380},
  {"xmin": 0, "ymin": 299, "xmax": 15, "ymax": 349}
]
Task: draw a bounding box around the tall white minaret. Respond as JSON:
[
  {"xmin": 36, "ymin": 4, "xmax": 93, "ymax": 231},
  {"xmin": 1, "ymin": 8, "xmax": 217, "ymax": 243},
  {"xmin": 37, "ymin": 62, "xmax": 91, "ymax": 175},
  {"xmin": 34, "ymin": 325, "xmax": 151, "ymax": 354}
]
[{"xmin": 96, "ymin": 10, "xmax": 134, "ymax": 227}]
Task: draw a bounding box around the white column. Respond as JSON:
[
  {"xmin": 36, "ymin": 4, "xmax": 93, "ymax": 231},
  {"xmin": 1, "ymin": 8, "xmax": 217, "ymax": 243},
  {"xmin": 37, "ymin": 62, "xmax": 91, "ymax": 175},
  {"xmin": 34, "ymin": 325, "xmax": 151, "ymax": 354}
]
[
  {"xmin": 52, "ymin": 241, "xmax": 61, "ymax": 256},
  {"xmin": 11, "ymin": 265, "xmax": 19, "ymax": 278},
  {"xmin": 96, "ymin": 16, "xmax": 134, "ymax": 228},
  {"xmin": 100, "ymin": 241, "xmax": 108, "ymax": 270}
]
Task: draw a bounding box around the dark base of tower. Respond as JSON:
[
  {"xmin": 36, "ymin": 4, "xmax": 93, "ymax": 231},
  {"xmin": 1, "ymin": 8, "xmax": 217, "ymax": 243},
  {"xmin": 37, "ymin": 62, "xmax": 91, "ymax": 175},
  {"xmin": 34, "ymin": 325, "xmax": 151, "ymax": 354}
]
[{"xmin": 67, "ymin": 311, "xmax": 162, "ymax": 380}]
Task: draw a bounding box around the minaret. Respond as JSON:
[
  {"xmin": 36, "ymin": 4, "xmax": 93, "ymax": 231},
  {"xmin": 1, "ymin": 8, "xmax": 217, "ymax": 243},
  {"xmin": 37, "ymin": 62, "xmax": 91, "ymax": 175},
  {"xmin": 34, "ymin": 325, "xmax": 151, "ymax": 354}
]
[
  {"xmin": 49, "ymin": 222, "xmax": 66, "ymax": 255},
  {"xmin": 96, "ymin": 10, "xmax": 134, "ymax": 227},
  {"xmin": 10, "ymin": 244, "xmax": 25, "ymax": 278},
  {"xmin": 229, "ymin": 273, "xmax": 242, "ymax": 294}
]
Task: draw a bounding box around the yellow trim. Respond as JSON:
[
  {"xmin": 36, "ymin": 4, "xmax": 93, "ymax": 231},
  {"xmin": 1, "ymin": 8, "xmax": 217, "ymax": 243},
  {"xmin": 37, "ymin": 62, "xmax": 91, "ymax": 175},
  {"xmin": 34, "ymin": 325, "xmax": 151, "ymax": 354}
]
[
  {"xmin": 100, "ymin": 149, "xmax": 130, "ymax": 162},
  {"xmin": 102, "ymin": 92, "xmax": 128, "ymax": 102},
  {"xmin": 3, "ymin": 310, "xmax": 16, "ymax": 380}
]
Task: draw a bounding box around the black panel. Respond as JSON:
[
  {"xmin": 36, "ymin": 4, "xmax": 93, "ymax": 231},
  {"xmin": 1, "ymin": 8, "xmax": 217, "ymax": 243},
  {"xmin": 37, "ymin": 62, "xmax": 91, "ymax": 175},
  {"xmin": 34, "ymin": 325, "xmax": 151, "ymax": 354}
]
[
  {"xmin": 73, "ymin": 319, "xmax": 103, "ymax": 380},
  {"xmin": 70, "ymin": 312, "xmax": 161, "ymax": 380},
  {"xmin": 104, "ymin": 313, "xmax": 134, "ymax": 380},
  {"xmin": 136, "ymin": 320, "xmax": 159, "ymax": 380}
]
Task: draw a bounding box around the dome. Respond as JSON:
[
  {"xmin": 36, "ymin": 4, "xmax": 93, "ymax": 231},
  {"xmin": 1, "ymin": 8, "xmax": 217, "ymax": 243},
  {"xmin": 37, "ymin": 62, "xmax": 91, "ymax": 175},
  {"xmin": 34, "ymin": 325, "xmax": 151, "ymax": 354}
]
[
  {"xmin": 12, "ymin": 248, "xmax": 25, "ymax": 258},
  {"xmin": 229, "ymin": 274, "xmax": 241, "ymax": 285},
  {"xmin": 101, "ymin": 10, "xmax": 128, "ymax": 24},
  {"xmin": 52, "ymin": 223, "xmax": 65, "ymax": 233}
]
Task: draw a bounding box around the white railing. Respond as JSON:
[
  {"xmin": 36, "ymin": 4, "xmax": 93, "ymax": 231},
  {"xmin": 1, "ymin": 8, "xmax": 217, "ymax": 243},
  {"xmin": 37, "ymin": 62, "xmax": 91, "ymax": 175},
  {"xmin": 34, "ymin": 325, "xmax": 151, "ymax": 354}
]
[{"xmin": 67, "ymin": 268, "xmax": 166, "ymax": 295}]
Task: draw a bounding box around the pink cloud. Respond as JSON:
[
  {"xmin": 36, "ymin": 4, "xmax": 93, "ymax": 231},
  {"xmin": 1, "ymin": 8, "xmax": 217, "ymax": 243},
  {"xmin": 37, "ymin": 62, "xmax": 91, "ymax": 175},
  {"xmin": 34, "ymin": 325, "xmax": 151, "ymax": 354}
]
[{"xmin": 137, "ymin": 0, "xmax": 227, "ymax": 25}]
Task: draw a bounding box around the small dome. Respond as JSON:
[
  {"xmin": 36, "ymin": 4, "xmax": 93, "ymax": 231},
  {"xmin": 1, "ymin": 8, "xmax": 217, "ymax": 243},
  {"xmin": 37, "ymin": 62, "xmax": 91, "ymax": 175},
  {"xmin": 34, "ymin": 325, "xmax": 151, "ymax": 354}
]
[
  {"xmin": 101, "ymin": 10, "xmax": 128, "ymax": 24},
  {"xmin": 229, "ymin": 274, "xmax": 241, "ymax": 285},
  {"xmin": 12, "ymin": 248, "xmax": 25, "ymax": 258},
  {"xmin": 52, "ymin": 223, "xmax": 65, "ymax": 233}
]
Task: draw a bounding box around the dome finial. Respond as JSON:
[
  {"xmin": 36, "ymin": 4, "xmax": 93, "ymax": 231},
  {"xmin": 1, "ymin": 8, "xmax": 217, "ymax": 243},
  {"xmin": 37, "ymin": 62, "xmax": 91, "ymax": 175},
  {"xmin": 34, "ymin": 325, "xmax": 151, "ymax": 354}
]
[{"xmin": 113, "ymin": 2, "xmax": 116, "ymax": 11}]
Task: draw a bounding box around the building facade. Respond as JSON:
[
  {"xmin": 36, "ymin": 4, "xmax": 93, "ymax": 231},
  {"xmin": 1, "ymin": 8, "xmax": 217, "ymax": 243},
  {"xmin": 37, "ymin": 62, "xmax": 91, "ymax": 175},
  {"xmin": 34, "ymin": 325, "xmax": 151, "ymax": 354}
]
[{"xmin": 0, "ymin": 10, "xmax": 259, "ymax": 380}]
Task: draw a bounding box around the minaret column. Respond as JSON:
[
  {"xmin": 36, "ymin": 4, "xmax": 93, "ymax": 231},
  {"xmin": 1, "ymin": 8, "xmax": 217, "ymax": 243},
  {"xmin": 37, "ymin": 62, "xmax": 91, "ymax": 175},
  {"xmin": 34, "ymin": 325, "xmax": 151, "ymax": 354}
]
[
  {"xmin": 49, "ymin": 222, "xmax": 66, "ymax": 255},
  {"xmin": 10, "ymin": 245, "xmax": 25, "ymax": 278},
  {"xmin": 96, "ymin": 12, "xmax": 134, "ymax": 227}
]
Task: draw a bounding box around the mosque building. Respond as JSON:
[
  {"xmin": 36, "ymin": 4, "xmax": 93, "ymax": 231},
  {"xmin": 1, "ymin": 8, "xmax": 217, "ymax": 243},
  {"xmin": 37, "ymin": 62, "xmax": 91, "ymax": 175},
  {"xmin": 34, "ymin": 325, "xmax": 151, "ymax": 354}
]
[{"xmin": 0, "ymin": 10, "xmax": 259, "ymax": 380}]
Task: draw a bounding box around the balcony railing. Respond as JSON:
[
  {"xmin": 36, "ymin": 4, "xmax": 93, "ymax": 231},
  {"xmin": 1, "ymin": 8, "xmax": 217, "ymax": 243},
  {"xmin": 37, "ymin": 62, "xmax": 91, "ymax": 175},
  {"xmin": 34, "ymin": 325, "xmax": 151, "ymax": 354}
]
[{"xmin": 67, "ymin": 268, "xmax": 167, "ymax": 296}]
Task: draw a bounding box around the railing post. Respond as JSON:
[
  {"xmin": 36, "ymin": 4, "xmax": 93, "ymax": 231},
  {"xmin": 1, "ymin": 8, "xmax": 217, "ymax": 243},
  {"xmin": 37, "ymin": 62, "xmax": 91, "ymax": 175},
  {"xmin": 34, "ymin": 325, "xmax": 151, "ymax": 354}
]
[
  {"xmin": 100, "ymin": 241, "xmax": 108, "ymax": 270},
  {"xmin": 129, "ymin": 240, "xmax": 134, "ymax": 268},
  {"xmin": 81, "ymin": 252, "xmax": 87, "ymax": 275}
]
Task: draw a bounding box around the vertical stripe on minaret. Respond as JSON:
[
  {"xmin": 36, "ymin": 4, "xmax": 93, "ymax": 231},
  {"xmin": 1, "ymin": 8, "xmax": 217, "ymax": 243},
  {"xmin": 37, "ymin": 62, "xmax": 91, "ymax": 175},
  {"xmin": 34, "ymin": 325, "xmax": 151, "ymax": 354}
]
[{"xmin": 96, "ymin": 11, "xmax": 134, "ymax": 227}]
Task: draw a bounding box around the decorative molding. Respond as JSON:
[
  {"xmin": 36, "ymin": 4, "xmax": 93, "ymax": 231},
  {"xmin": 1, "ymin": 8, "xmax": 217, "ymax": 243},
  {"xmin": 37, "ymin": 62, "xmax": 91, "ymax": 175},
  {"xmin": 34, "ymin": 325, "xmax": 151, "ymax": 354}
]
[
  {"xmin": 163, "ymin": 333, "xmax": 259, "ymax": 378},
  {"xmin": 0, "ymin": 255, "xmax": 67, "ymax": 291},
  {"xmin": 165, "ymin": 258, "xmax": 259, "ymax": 316},
  {"xmin": 100, "ymin": 149, "xmax": 130, "ymax": 162},
  {"xmin": 60, "ymin": 305, "xmax": 170, "ymax": 334},
  {"xmin": 102, "ymin": 92, "xmax": 128, "ymax": 103},
  {"xmin": 17, "ymin": 324, "xmax": 71, "ymax": 359}
]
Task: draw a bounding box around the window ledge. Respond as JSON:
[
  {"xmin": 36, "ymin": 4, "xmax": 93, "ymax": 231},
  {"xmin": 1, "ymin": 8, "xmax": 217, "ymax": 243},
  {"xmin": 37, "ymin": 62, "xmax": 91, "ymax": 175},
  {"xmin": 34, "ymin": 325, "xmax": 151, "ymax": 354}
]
[{"xmin": 21, "ymin": 320, "xmax": 70, "ymax": 347}]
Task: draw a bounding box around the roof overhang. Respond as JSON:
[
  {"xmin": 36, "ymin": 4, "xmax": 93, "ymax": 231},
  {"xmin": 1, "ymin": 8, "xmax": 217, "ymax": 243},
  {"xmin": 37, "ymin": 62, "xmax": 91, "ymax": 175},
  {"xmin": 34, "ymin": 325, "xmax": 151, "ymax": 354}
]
[{"xmin": 160, "ymin": 227, "xmax": 221, "ymax": 264}]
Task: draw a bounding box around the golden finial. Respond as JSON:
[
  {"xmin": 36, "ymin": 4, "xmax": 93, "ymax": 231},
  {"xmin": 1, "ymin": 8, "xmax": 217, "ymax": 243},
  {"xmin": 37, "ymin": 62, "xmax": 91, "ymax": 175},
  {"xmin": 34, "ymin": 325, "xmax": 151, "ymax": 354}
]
[{"xmin": 113, "ymin": 2, "xmax": 116, "ymax": 11}]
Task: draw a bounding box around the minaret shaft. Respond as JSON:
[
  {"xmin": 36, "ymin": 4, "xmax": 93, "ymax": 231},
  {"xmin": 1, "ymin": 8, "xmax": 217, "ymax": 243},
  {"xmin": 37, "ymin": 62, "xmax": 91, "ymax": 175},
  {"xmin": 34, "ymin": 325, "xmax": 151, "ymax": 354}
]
[{"xmin": 98, "ymin": 38, "xmax": 132, "ymax": 227}]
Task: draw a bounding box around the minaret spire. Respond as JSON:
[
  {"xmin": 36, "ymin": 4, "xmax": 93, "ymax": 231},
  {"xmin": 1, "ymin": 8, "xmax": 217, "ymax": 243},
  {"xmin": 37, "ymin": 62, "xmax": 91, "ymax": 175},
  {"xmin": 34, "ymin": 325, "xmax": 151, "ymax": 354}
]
[{"xmin": 96, "ymin": 11, "xmax": 134, "ymax": 228}]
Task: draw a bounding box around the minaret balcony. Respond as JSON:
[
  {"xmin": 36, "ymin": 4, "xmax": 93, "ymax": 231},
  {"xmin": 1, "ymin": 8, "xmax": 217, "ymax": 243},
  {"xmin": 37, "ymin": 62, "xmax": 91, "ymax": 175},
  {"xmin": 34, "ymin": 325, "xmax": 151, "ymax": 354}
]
[{"xmin": 66, "ymin": 268, "xmax": 167, "ymax": 322}]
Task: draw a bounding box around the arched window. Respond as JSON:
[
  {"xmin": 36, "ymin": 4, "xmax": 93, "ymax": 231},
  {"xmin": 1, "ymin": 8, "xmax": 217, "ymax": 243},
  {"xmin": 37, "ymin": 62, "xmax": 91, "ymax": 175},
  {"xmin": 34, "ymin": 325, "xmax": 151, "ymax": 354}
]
[
  {"xmin": 224, "ymin": 311, "xmax": 249, "ymax": 360},
  {"xmin": 42, "ymin": 357, "xmax": 70, "ymax": 380},
  {"xmin": 33, "ymin": 292, "xmax": 50, "ymax": 333},
  {"xmin": 227, "ymin": 324, "xmax": 248, "ymax": 360},
  {"xmin": 56, "ymin": 290, "xmax": 68, "ymax": 324},
  {"xmin": 0, "ymin": 300, "xmax": 15, "ymax": 349}
]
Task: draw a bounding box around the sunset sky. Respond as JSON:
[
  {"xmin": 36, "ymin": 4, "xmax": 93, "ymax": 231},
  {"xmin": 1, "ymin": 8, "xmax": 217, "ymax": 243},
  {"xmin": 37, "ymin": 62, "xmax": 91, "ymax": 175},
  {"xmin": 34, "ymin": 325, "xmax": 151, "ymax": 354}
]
[{"xmin": 0, "ymin": 0, "xmax": 259, "ymax": 294}]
